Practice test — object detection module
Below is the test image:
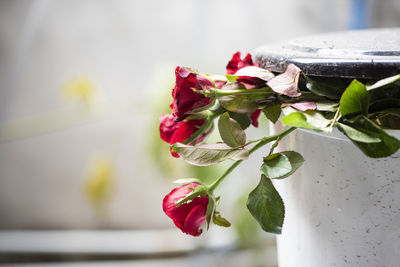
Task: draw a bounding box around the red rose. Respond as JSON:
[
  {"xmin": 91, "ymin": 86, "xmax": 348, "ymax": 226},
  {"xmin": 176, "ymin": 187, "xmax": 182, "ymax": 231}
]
[
  {"xmin": 163, "ymin": 183, "xmax": 209, "ymax": 236},
  {"xmin": 250, "ymin": 109, "xmax": 262, "ymax": 127},
  {"xmin": 227, "ymin": 52, "xmax": 273, "ymax": 89},
  {"xmin": 171, "ymin": 66, "xmax": 213, "ymax": 120},
  {"xmin": 226, "ymin": 52, "xmax": 258, "ymax": 74},
  {"xmin": 159, "ymin": 114, "xmax": 208, "ymax": 157}
]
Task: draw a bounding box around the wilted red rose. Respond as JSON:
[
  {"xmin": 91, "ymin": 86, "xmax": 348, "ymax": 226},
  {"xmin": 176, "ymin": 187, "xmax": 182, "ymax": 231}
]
[
  {"xmin": 159, "ymin": 114, "xmax": 208, "ymax": 157},
  {"xmin": 226, "ymin": 52, "xmax": 258, "ymax": 75},
  {"xmin": 171, "ymin": 66, "xmax": 213, "ymax": 120},
  {"xmin": 163, "ymin": 183, "xmax": 209, "ymax": 236},
  {"xmin": 227, "ymin": 52, "xmax": 273, "ymax": 89}
]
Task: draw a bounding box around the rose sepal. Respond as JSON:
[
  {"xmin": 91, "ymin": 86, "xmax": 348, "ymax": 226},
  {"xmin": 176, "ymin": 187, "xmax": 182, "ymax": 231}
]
[{"xmin": 174, "ymin": 184, "xmax": 209, "ymax": 207}]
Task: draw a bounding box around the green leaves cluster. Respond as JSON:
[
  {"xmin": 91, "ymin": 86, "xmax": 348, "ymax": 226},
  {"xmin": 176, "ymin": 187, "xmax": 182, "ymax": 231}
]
[
  {"xmin": 281, "ymin": 75, "xmax": 400, "ymax": 158},
  {"xmin": 337, "ymin": 78, "xmax": 400, "ymax": 157}
]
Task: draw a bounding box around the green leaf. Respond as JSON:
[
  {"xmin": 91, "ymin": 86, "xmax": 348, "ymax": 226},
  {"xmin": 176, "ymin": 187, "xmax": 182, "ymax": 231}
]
[
  {"xmin": 338, "ymin": 115, "xmax": 400, "ymax": 158},
  {"xmin": 261, "ymin": 151, "xmax": 304, "ymax": 179},
  {"xmin": 376, "ymin": 114, "xmax": 400, "ymax": 129},
  {"xmin": 174, "ymin": 185, "xmax": 208, "ymax": 207},
  {"xmin": 228, "ymin": 112, "xmax": 252, "ymax": 130},
  {"xmin": 305, "ymin": 76, "xmax": 348, "ymax": 99},
  {"xmin": 366, "ymin": 74, "xmax": 400, "ymax": 91},
  {"xmin": 369, "ymin": 98, "xmax": 400, "ymax": 113},
  {"xmin": 172, "ymin": 143, "xmax": 249, "ymax": 166},
  {"xmin": 337, "ymin": 123, "xmax": 381, "ymax": 143},
  {"xmin": 213, "ymin": 211, "xmax": 231, "ymax": 227},
  {"xmin": 247, "ymin": 175, "xmax": 285, "ymax": 234},
  {"xmin": 218, "ymin": 93, "xmax": 261, "ymax": 114},
  {"xmin": 218, "ymin": 112, "xmax": 246, "ymax": 147},
  {"xmin": 263, "ymin": 103, "xmax": 281, "ymax": 123},
  {"xmin": 280, "ymin": 151, "xmax": 304, "ymax": 177},
  {"xmin": 226, "ymin": 74, "xmax": 238, "ymax": 82},
  {"xmin": 339, "ymin": 80, "xmax": 369, "ymax": 117},
  {"xmin": 261, "ymin": 153, "xmax": 291, "ymax": 179},
  {"xmin": 369, "ymin": 85, "xmax": 400, "ymax": 105},
  {"xmin": 316, "ymin": 101, "xmax": 339, "ymax": 112},
  {"xmin": 281, "ymin": 110, "xmax": 331, "ymax": 132}
]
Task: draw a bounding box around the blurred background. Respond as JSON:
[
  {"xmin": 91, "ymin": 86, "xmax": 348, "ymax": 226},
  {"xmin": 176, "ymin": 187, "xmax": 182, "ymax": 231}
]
[{"xmin": 0, "ymin": 0, "xmax": 399, "ymax": 266}]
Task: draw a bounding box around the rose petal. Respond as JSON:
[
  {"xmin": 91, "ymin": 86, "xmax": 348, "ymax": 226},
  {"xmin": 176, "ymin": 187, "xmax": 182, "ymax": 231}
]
[
  {"xmin": 234, "ymin": 66, "xmax": 274, "ymax": 82},
  {"xmin": 182, "ymin": 197, "xmax": 208, "ymax": 236},
  {"xmin": 159, "ymin": 114, "xmax": 179, "ymax": 143},
  {"xmin": 163, "ymin": 183, "xmax": 200, "ymax": 229},
  {"xmin": 250, "ymin": 109, "xmax": 262, "ymax": 127},
  {"xmin": 226, "ymin": 52, "xmax": 258, "ymax": 75},
  {"xmin": 282, "ymin": 101, "xmax": 317, "ymax": 111},
  {"xmin": 267, "ymin": 64, "xmax": 302, "ymax": 97},
  {"xmin": 169, "ymin": 119, "xmax": 205, "ymax": 145},
  {"xmin": 162, "ymin": 183, "xmax": 209, "ymax": 236},
  {"xmin": 215, "ymin": 80, "xmax": 227, "ymax": 89}
]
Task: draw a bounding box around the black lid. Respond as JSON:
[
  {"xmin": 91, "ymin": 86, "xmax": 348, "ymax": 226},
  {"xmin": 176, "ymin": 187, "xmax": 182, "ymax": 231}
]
[{"xmin": 254, "ymin": 28, "xmax": 400, "ymax": 79}]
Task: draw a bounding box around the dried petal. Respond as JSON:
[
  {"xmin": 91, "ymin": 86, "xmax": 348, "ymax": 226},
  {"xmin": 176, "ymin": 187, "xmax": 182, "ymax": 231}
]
[{"xmin": 267, "ymin": 64, "xmax": 302, "ymax": 97}]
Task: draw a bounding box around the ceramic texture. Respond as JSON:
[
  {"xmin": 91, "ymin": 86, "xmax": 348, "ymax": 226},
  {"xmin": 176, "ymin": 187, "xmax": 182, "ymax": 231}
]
[{"xmin": 274, "ymin": 128, "xmax": 400, "ymax": 267}]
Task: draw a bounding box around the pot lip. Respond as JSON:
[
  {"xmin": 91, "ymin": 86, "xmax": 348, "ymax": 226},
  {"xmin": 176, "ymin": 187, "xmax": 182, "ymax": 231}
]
[
  {"xmin": 253, "ymin": 28, "xmax": 400, "ymax": 79},
  {"xmin": 297, "ymin": 127, "xmax": 400, "ymax": 141}
]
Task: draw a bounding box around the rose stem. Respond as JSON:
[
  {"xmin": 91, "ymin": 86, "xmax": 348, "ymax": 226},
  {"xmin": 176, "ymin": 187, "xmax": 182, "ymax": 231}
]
[{"xmin": 208, "ymin": 126, "xmax": 296, "ymax": 192}]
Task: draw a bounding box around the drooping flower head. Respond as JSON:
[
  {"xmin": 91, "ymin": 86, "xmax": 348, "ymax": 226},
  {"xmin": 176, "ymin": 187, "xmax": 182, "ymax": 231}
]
[
  {"xmin": 163, "ymin": 183, "xmax": 209, "ymax": 236},
  {"xmin": 171, "ymin": 66, "xmax": 214, "ymax": 120}
]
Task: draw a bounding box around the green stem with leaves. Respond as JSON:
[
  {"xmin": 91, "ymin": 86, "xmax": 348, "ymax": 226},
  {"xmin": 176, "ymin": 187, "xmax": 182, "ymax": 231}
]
[
  {"xmin": 205, "ymin": 88, "xmax": 275, "ymax": 98},
  {"xmin": 208, "ymin": 126, "xmax": 296, "ymax": 192}
]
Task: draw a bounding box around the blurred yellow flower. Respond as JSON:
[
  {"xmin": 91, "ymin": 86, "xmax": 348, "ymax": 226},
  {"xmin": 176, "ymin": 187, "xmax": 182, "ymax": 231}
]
[
  {"xmin": 84, "ymin": 157, "xmax": 114, "ymax": 208},
  {"xmin": 64, "ymin": 77, "xmax": 96, "ymax": 108}
]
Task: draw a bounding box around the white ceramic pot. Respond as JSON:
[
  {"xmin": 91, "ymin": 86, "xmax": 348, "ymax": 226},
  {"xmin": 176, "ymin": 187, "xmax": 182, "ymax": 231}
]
[{"xmin": 274, "ymin": 128, "xmax": 400, "ymax": 267}]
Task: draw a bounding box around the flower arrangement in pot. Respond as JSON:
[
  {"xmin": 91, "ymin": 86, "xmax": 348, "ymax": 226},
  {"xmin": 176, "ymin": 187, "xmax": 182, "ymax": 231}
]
[{"xmin": 159, "ymin": 51, "xmax": 400, "ymax": 237}]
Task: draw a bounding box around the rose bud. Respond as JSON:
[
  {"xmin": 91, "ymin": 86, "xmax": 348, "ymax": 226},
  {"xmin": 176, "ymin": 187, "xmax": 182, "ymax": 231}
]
[
  {"xmin": 159, "ymin": 114, "xmax": 210, "ymax": 157},
  {"xmin": 163, "ymin": 183, "xmax": 209, "ymax": 236},
  {"xmin": 171, "ymin": 66, "xmax": 214, "ymax": 120}
]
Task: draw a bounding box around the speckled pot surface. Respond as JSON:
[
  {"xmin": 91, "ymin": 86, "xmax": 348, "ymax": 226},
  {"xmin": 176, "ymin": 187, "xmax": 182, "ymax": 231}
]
[{"xmin": 274, "ymin": 128, "xmax": 400, "ymax": 267}]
